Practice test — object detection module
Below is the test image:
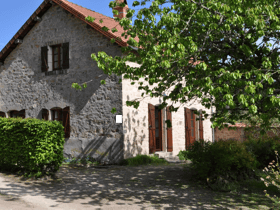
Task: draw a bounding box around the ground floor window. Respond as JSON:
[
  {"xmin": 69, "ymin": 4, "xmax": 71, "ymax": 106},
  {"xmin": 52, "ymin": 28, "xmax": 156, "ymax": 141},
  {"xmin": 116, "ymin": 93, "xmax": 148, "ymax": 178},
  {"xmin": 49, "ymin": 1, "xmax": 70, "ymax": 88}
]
[
  {"xmin": 9, "ymin": 110, "xmax": 25, "ymax": 119},
  {"xmin": 51, "ymin": 108, "xmax": 63, "ymax": 122},
  {"xmin": 49, "ymin": 107, "xmax": 70, "ymax": 138},
  {"xmin": 42, "ymin": 109, "xmax": 49, "ymax": 121}
]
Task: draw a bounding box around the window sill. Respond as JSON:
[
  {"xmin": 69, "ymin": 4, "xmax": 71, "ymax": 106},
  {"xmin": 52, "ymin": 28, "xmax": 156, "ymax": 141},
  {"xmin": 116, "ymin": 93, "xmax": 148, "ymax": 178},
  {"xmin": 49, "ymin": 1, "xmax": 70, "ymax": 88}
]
[{"xmin": 45, "ymin": 69, "xmax": 68, "ymax": 76}]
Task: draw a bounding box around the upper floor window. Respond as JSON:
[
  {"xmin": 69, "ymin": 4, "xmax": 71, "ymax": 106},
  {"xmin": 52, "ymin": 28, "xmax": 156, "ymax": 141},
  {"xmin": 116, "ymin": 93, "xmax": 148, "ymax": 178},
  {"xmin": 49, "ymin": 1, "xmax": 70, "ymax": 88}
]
[
  {"xmin": 52, "ymin": 44, "xmax": 63, "ymax": 70},
  {"xmin": 41, "ymin": 42, "xmax": 69, "ymax": 73}
]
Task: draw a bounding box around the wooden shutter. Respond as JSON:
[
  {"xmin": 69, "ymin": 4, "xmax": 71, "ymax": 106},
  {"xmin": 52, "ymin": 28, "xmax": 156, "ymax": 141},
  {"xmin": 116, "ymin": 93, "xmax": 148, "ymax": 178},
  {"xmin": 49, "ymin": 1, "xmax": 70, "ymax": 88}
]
[
  {"xmin": 62, "ymin": 42, "xmax": 69, "ymax": 69},
  {"xmin": 166, "ymin": 106, "xmax": 173, "ymax": 152},
  {"xmin": 63, "ymin": 107, "xmax": 70, "ymax": 138},
  {"xmin": 185, "ymin": 108, "xmax": 192, "ymax": 150},
  {"xmin": 41, "ymin": 46, "xmax": 48, "ymax": 72},
  {"xmin": 199, "ymin": 113, "xmax": 204, "ymax": 140},
  {"xmin": 148, "ymin": 104, "xmax": 156, "ymax": 154}
]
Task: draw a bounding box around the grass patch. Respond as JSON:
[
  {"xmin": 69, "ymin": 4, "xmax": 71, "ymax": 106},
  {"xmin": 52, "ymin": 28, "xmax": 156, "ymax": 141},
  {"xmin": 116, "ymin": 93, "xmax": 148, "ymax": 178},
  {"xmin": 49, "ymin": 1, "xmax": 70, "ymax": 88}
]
[
  {"xmin": 119, "ymin": 154, "xmax": 169, "ymax": 166},
  {"xmin": 239, "ymin": 169, "xmax": 280, "ymax": 196}
]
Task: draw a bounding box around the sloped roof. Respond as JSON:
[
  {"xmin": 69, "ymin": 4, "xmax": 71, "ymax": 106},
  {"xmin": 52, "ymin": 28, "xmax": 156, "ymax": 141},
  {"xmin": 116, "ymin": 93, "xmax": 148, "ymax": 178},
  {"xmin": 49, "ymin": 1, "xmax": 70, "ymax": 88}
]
[{"xmin": 0, "ymin": 0, "xmax": 134, "ymax": 64}]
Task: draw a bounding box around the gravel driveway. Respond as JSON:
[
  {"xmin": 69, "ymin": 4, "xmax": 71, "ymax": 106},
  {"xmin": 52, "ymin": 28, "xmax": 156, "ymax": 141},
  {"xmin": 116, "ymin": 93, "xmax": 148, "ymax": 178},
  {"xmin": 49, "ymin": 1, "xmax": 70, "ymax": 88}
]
[{"xmin": 0, "ymin": 163, "xmax": 276, "ymax": 209}]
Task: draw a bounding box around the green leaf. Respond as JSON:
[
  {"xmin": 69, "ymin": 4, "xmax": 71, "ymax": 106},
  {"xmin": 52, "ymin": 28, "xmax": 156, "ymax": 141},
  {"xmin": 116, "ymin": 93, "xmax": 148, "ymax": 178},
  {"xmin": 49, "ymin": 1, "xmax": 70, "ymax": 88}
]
[
  {"xmin": 111, "ymin": 28, "xmax": 118, "ymax": 33},
  {"xmin": 132, "ymin": 1, "xmax": 140, "ymax": 7},
  {"xmin": 102, "ymin": 26, "xmax": 109, "ymax": 32},
  {"xmin": 85, "ymin": 16, "xmax": 95, "ymax": 22},
  {"xmin": 111, "ymin": 108, "xmax": 117, "ymax": 114},
  {"xmin": 113, "ymin": 9, "xmax": 119, "ymax": 16},
  {"xmin": 82, "ymin": 83, "xmax": 87, "ymax": 89}
]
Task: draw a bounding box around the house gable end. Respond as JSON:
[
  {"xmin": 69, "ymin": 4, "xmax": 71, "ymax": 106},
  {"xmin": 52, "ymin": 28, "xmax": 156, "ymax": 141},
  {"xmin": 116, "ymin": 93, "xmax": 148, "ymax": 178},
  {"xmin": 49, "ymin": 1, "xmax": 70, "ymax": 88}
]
[{"xmin": 0, "ymin": 0, "xmax": 128, "ymax": 64}]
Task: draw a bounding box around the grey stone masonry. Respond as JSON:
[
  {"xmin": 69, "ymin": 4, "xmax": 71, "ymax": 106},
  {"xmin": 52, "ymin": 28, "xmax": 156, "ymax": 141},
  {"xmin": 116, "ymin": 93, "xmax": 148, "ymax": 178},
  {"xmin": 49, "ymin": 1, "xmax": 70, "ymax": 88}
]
[{"xmin": 0, "ymin": 5, "xmax": 124, "ymax": 163}]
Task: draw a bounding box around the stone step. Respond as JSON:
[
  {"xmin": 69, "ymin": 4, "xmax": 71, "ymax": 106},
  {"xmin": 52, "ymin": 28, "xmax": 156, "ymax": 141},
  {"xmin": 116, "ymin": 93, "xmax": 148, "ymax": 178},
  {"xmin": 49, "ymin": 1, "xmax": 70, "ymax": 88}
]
[{"xmin": 150, "ymin": 152, "xmax": 192, "ymax": 163}]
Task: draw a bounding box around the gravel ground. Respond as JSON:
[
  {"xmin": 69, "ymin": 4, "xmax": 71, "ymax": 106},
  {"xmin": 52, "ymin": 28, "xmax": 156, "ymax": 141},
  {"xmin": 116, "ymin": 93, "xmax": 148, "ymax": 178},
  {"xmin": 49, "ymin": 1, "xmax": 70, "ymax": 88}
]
[{"xmin": 0, "ymin": 163, "xmax": 276, "ymax": 209}]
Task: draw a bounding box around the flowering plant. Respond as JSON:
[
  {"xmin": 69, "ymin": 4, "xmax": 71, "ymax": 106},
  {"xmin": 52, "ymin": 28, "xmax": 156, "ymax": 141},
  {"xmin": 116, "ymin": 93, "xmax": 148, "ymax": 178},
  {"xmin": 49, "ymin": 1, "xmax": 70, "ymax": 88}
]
[{"xmin": 260, "ymin": 150, "xmax": 280, "ymax": 207}]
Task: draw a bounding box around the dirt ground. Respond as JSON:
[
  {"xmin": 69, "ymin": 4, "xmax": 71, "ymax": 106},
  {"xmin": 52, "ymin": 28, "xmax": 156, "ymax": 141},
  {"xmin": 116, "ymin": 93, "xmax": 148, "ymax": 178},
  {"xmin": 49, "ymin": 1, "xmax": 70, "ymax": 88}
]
[{"xmin": 0, "ymin": 163, "xmax": 276, "ymax": 209}]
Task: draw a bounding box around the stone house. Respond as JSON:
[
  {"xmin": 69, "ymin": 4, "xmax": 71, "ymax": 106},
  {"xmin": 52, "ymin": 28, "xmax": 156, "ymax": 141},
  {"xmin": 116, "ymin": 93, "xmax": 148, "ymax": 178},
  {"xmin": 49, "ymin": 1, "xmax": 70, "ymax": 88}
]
[{"xmin": 0, "ymin": 0, "xmax": 214, "ymax": 163}]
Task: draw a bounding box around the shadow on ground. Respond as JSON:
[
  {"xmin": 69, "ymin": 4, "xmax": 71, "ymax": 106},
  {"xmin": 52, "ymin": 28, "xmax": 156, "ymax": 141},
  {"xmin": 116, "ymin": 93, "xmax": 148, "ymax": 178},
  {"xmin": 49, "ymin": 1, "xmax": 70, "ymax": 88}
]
[{"xmin": 0, "ymin": 163, "xmax": 276, "ymax": 209}]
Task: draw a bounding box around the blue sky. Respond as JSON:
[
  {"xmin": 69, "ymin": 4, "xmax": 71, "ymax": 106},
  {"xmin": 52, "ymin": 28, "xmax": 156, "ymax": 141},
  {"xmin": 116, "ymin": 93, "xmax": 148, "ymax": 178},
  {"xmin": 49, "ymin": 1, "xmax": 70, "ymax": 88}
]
[{"xmin": 0, "ymin": 0, "xmax": 162, "ymax": 51}]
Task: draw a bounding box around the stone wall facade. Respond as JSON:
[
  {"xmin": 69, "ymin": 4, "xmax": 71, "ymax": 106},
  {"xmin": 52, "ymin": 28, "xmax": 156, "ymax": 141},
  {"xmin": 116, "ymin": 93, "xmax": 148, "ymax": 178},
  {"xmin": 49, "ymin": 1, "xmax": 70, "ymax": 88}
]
[
  {"xmin": 122, "ymin": 62, "xmax": 214, "ymax": 158},
  {"xmin": 0, "ymin": 5, "xmax": 124, "ymax": 163}
]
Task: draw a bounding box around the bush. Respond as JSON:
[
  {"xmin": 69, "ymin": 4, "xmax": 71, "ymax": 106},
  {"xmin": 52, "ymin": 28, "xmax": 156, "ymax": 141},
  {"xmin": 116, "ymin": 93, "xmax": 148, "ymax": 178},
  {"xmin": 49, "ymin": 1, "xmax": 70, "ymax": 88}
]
[
  {"xmin": 260, "ymin": 150, "xmax": 280, "ymax": 208},
  {"xmin": 119, "ymin": 154, "xmax": 169, "ymax": 166},
  {"xmin": 243, "ymin": 133, "xmax": 280, "ymax": 170},
  {"xmin": 0, "ymin": 117, "xmax": 65, "ymax": 177},
  {"xmin": 177, "ymin": 150, "xmax": 189, "ymax": 160},
  {"xmin": 185, "ymin": 139, "xmax": 258, "ymax": 191}
]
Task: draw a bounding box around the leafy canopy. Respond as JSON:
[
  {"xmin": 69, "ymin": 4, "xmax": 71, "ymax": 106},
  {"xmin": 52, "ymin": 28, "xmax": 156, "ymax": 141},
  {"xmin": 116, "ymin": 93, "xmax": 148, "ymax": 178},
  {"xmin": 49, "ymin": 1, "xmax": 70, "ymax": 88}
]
[{"xmin": 72, "ymin": 0, "xmax": 280, "ymax": 134}]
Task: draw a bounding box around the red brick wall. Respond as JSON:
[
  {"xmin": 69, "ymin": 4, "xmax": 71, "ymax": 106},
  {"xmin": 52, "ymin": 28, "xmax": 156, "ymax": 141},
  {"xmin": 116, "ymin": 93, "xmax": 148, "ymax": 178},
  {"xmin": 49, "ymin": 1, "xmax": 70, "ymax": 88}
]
[
  {"xmin": 244, "ymin": 127, "xmax": 280, "ymax": 140},
  {"xmin": 215, "ymin": 123, "xmax": 280, "ymax": 142},
  {"xmin": 215, "ymin": 127, "xmax": 244, "ymax": 142}
]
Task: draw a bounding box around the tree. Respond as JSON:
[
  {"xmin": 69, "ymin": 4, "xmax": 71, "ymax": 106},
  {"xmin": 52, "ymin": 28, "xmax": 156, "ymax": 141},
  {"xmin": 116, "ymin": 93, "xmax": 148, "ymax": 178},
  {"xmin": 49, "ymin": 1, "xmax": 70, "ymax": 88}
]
[{"xmin": 72, "ymin": 0, "xmax": 280, "ymax": 134}]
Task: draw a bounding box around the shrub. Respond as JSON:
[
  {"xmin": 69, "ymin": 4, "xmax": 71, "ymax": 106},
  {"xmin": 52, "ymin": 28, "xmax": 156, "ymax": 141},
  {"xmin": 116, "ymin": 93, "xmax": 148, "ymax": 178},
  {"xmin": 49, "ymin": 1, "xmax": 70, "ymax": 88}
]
[
  {"xmin": 0, "ymin": 117, "xmax": 65, "ymax": 177},
  {"xmin": 185, "ymin": 139, "xmax": 258, "ymax": 191},
  {"xmin": 119, "ymin": 154, "xmax": 169, "ymax": 166},
  {"xmin": 177, "ymin": 150, "xmax": 189, "ymax": 160},
  {"xmin": 243, "ymin": 133, "xmax": 280, "ymax": 170},
  {"xmin": 260, "ymin": 150, "xmax": 280, "ymax": 207}
]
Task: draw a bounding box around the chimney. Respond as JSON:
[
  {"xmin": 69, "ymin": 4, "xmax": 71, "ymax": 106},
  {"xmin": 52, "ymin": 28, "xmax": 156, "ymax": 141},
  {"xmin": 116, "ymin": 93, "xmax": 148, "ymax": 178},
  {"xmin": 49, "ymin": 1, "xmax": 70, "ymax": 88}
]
[{"xmin": 113, "ymin": 0, "xmax": 129, "ymax": 19}]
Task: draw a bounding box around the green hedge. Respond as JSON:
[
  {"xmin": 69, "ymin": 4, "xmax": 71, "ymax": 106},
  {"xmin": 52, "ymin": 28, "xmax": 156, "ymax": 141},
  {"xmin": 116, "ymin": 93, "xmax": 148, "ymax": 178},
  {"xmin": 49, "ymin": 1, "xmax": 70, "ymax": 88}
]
[
  {"xmin": 179, "ymin": 139, "xmax": 258, "ymax": 182},
  {"xmin": 0, "ymin": 117, "xmax": 65, "ymax": 177}
]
